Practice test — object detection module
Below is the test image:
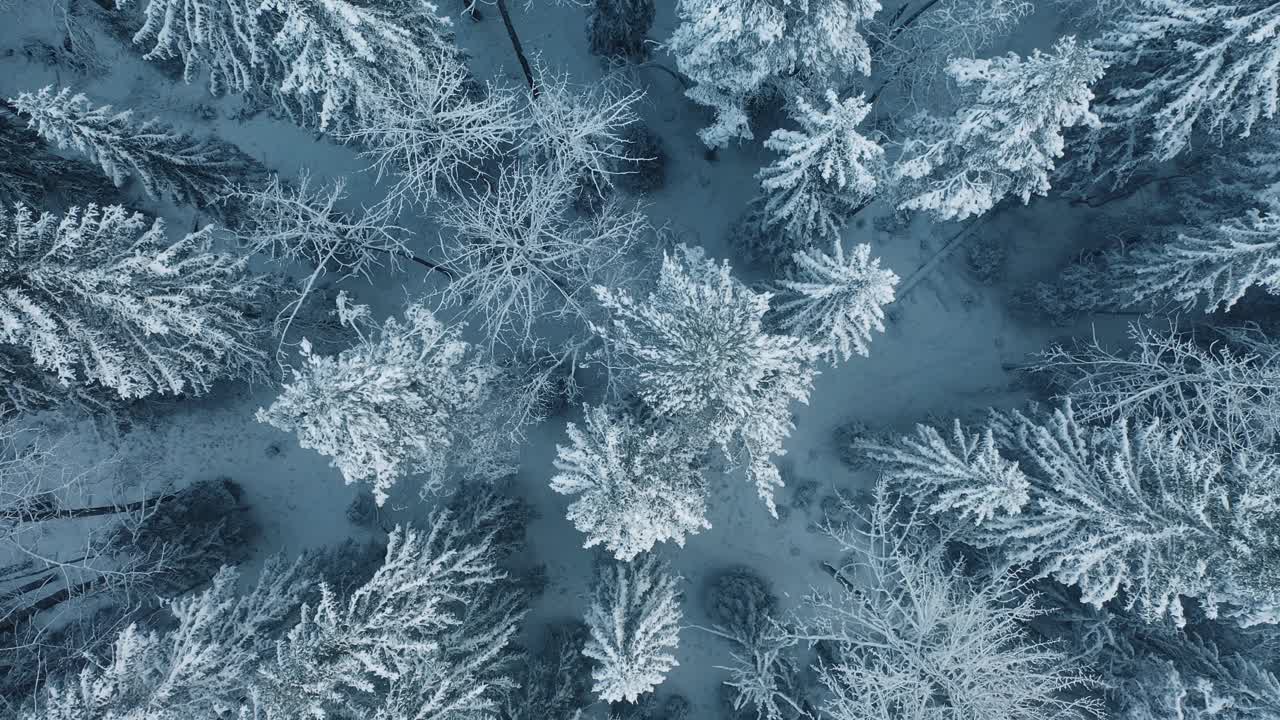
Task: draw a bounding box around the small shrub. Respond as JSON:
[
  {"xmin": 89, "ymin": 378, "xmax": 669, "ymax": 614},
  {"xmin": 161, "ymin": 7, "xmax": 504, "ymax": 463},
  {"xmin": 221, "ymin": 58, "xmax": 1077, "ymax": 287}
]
[
  {"xmin": 790, "ymin": 480, "xmax": 819, "ymax": 510},
  {"xmin": 614, "ymin": 692, "xmax": 692, "ymax": 720},
  {"xmin": 965, "ymin": 234, "xmax": 1006, "ymax": 284},
  {"xmin": 617, "ymin": 124, "xmax": 667, "ymax": 194},
  {"xmin": 704, "ymin": 566, "xmax": 778, "ymax": 645},
  {"xmin": 587, "ymin": 0, "xmax": 655, "ymax": 60},
  {"xmin": 505, "ymin": 622, "xmax": 594, "ymax": 720},
  {"xmin": 115, "ymin": 478, "xmax": 255, "ymax": 594},
  {"xmin": 309, "ymin": 538, "xmax": 386, "ymax": 599},
  {"xmin": 345, "ymin": 490, "xmax": 379, "ymax": 527},
  {"xmin": 729, "ymin": 204, "xmax": 806, "ymax": 274}
]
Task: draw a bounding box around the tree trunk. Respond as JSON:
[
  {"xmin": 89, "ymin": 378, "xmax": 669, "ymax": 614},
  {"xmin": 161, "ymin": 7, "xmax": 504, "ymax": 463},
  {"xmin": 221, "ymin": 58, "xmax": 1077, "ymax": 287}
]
[
  {"xmin": 0, "ymin": 491, "xmax": 175, "ymax": 524},
  {"xmin": 496, "ymin": 0, "xmax": 538, "ymax": 95}
]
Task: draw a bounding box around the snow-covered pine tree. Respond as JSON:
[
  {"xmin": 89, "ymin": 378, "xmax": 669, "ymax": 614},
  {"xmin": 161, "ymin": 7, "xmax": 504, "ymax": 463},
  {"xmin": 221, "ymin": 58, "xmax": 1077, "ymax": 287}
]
[
  {"xmin": 551, "ymin": 405, "xmax": 710, "ymax": 561},
  {"xmin": 583, "ymin": 552, "xmax": 682, "ymax": 703},
  {"xmin": 1110, "ymin": 198, "xmax": 1280, "ymax": 313},
  {"xmin": 1106, "ymin": 627, "xmax": 1280, "ymax": 720},
  {"xmin": 20, "ymin": 556, "xmax": 313, "ymax": 720},
  {"xmin": 772, "ymin": 242, "xmax": 898, "ymax": 363},
  {"xmin": 251, "ymin": 519, "xmax": 524, "ymax": 719},
  {"xmin": 127, "ymin": 0, "xmax": 270, "ymax": 98},
  {"xmin": 256, "ymin": 302, "xmax": 499, "ymax": 505},
  {"xmin": 127, "ymin": 0, "xmax": 460, "ymax": 132},
  {"xmin": 260, "ymin": 0, "xmax": 459, "ymax": 131},
  {"xmin": 12, "ymin": 86, "xmax": 265, "ymax": 213},
  {"xmin": 892, "ymin": 36, "xmax": 1106, "ymax": 221},
  {"xmin": 666, "ymin": 0, "xmax": 879, "ymax": 147},
  {"xmin": 0, "ymin": 115, "xmax": 118, "ymax": 209},
  {"xmin": 865, "ymin": 402, "xmax": 1280, "ymax": 625},
  {"xmin": 757, "ymin": 91, "xmax": 883, "ymax": 247},
  {"xmin": 591, "ymin": 244, "xmax": 820, "ymax": 515},
  {"xmin": 1074, "ymin": 0, "xmax": 1280, "ymax": 188},
  {"xmin": 798, "ymin": 485, "xmax": 1102, "ymax": 720},
  {"xmin": 861, "ymin": 420, "xmax": 1030, "ymax": 525},
  {"xmin": 25, "ymin": 508, "xmax": 525, "ymax": 720},
  {"xmin": 0, "ymin": 204, "xmax": 267, "ymax": 399}
]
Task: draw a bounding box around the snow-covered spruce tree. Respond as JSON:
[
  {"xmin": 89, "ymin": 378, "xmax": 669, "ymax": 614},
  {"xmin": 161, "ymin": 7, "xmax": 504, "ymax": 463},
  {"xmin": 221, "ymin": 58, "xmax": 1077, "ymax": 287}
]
[
  {"xmin": 551, "ymin": 405, "xmax": 710, "ymax": 561},
  {"xmin": 1030, "ymin": 324, "xmax": 1280, "ymax": 451},
  {"xmin": 591, "ymin": 244, "xmax": 820, "ymax": 515},
  {"xmin": 892, "ymin": 36, "xmax": 1106, "ymax": 221},
  {"xmin": 18, "ymin": 556, "xmax": 314, "ymax": 720},
  {"xmin": 0, "ymin": 115, "xmax": 118, "ymax": 209},
  {"xmin": 127, "ymin": 0, "xmax": 271, "ymax": 98},
  {"xmin": 251, "ymin": 518, "xmax": 524, "ymax": 719},
  {"xmin": 127, "ymin": 0, "xmax": 459, "ymax": 132},
  {"xmin": 772, "ymin": 242, "xmax": 898, "ymax": 364},
  {"xmin": 0, "ymin": 345, "xmax": 118, "ymax": 417},
  {"xmin": 861, "ymin": 420, "xmax": 1031, "ymax": 526},
  {"xmin": 502, "ymin": 623, "xmax": 593, "ymax": 720},
  {"xmin": 704, "ymin": 568, "xmax": 807, "ymax": 720},
  {"xmin": 24, "ymin": 507, "xmax": 525, "ymax": 720},
  {"xmin": 756, "ymin": 91, "xmax": 883, "ymax": 247},
  {"xmin": 12, "ymin": 87, "xmax": 264, "ymax": 213},
  {"xmin": 436, "ymin": 162, "xmax": 647, "ymax": 346},
  {"xmin": 666, "ymin": 0, "xmax": 878, "ymax": 147},
  {"xmin": 583, "ymin": 552, "xmax": 683, "ymax": 703},
  {"xmin": 1108, "ymin": 198, "xmax": 1280, "ymax": 313},
  {"xmin": 0, "ymin": 204, "xmax": 267, "ymax": 399},
  {"xmin": 795, "ymin": 486, "xmax": 1102, "ymax": 720},
  {"xmin": 341, "ymin": 62, "xmax": 526, "ymax": 210},
  {"xmin": 262, "ymin": 0, "xmax": 460, "ymax": 131},
  {"xmin": 864, "ymin": 403, "xmax": 1280, "ymax": 625},
  {"xmin": 256, "ymin": 302, "xmax": 499, "ymax": 505},
  {"xmin": 1097, "ymin": 624, "xmax": 1280, "ymax": 720},
  {"xmin": 1073, "ymin": 0, "xmax": 1280, "ymax": 188}
]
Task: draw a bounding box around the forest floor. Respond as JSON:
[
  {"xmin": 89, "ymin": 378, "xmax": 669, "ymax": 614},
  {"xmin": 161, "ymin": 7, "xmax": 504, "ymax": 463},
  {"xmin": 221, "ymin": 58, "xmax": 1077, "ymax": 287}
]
[{"xmin": 0, "ymin": 0, "xmax": 1143, "ymax": 715}]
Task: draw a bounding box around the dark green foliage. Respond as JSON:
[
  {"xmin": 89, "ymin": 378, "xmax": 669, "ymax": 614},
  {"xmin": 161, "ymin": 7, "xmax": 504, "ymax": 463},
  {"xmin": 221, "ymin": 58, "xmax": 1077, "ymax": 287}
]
[
  {"xmin": 445, "ymin": 481, "xmax": 535, "ymax": 558},
  {"xmin": 0, "ymin": 346, "xmax": 122, "ymax": 421},
  {"xmin": 308, "ymin": 537, "xmax": 385, "ymax": 599},
  {"xmin": 502, "ymin": 622, "xmax": 593, "ymax": 720},
  {"xmin": 113, "ymin": 478, "xmax": 255, "ymax": 595},
  {"xmin": 0, "ymin": 115, "xmax": 120, "ymax": 210},
  {"xmin": 613, "ymin": 692, "xmax": 692, "ymax": 720},
  {"xmin": 618, "ymin": 124, "xmax": 666, "ymax": 194},
  {"xmin": 730, "ymin": 202, "xmax": 806, "ymax": 274},
  {"xmin": 790, "ymin": 480, "xmax": 818, "ymax": 510},
  {"xmin": 965, "ymin": 234, "xmax": 1006, "ymax": 285},
  {"xmin": 345, "ymin": 491, "xmax": 379, "ymax": 528},
  {"xmin": 705, "ymin": 566, "xmax": 779, "ymax": 644},
  {"xmin": 832, "ymin": 419, "xmax": 883, "ymax": 470},
  {"xmin": 587, "ymin": 0, "xmax": 654, "ymax": 60},
  {"xmin": 1009, "ymin": 261, "xmax": 1113, "ymax": 326}
]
